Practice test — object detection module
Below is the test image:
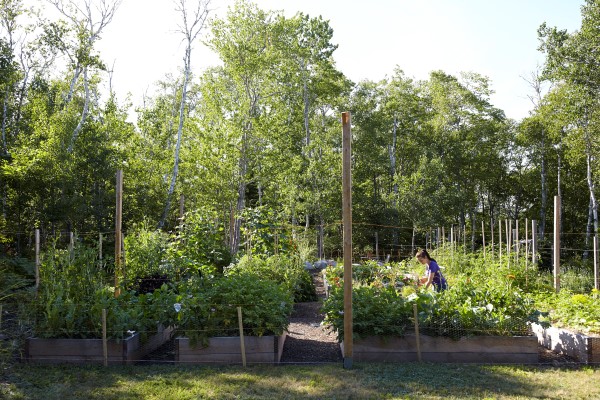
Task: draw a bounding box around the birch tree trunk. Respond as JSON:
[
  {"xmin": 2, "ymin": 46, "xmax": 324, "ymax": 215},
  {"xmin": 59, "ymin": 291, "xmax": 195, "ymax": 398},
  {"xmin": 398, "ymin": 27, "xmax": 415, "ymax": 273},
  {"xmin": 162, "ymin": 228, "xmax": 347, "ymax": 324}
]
[{"xmin": 159, "ymin": 0, "xmax": 211, "ymax": 228}]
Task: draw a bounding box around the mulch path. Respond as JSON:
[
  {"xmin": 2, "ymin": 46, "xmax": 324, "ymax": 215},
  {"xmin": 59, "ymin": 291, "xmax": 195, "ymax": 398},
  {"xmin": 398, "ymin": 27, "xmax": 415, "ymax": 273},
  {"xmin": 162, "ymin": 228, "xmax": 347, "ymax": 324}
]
[{"xmin": 279, "ymin": 271, "xmax": 342, "ymax": 363}]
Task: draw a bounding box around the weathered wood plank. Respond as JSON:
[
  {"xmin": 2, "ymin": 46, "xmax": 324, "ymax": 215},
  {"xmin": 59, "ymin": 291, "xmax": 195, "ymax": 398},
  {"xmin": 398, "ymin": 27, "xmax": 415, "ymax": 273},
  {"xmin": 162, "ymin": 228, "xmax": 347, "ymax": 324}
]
[
  {"xmin": 176, "ymin": 334, "xmax": 286, "ymax": 365},
  {"xmin": 343, "ymin": 335, "xmax": 538, "ymax": 364}
]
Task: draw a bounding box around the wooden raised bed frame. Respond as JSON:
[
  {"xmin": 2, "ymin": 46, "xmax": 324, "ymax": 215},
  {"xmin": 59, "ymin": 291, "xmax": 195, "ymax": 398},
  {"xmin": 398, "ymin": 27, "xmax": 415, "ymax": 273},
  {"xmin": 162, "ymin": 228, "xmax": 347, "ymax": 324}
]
[
  {"xmin": 25, "ymin": 326, "xmax": 172, "ymax": 365},
  {"xmin": 176, "ymin": 332, "xmax": 287, "ymax": 365},
  {"xmin": 342, "ymin": 334, "xmax": 539, "ymax": 364}
]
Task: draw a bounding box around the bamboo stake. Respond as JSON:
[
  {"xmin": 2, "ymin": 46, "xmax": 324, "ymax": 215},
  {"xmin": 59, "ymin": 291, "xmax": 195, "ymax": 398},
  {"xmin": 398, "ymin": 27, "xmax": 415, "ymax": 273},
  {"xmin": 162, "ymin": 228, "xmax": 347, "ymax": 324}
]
[
  {"xmin": 237, "ymin": 306, "xmax": 247, "ymax": 367},
  {"xmin": 102, "ymin": 309, "xmax": 108, "ymax": 367},
  {"xmin": 342, "ymin": 111, "xmax": 353, "ymax": 369},
  {"xmin": 413, "ymin": 304, "xmax": 422, "ymax": 362}
]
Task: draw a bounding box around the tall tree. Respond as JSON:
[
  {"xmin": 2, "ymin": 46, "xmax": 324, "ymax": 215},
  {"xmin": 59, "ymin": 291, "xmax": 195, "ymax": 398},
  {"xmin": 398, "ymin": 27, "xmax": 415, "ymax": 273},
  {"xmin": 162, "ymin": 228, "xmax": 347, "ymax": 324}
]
[{"xmin": 158, "ymin": 0, "xmax": 211, "ymax": 228}]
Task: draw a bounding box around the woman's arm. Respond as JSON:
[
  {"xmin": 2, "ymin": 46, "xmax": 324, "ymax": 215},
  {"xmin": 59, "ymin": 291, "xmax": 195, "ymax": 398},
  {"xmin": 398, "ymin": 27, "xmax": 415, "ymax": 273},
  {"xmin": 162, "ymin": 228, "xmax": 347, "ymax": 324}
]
[{"xmin": 424, "ymin": 272, "xmax": 434, "ymax": 289}]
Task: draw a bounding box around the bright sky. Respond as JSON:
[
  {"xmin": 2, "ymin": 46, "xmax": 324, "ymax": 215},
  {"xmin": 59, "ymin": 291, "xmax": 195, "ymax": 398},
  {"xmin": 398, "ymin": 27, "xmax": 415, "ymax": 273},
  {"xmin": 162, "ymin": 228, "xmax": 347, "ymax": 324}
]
[{"xmin": 35, "ymin": 0, "xmax": 585, "ymax": 121}]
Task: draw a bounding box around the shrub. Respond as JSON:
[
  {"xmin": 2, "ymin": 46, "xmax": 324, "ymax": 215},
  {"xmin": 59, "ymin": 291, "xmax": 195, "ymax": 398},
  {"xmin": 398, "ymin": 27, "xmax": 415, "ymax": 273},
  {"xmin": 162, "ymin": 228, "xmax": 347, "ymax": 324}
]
[
  {"xmin": 225, "ymin": 254, "xmax": 317, "ymax": 302},
  {"xmin": 166, "ymin": 208, "xmax": 231, "ymax": 278},
  {"xmin": 124, "ymin": 221, "xmax": 171, "ymax": 293},
  {"xmin": 152, "ymin": 274, "xmax": 293, "ymax": 346}
]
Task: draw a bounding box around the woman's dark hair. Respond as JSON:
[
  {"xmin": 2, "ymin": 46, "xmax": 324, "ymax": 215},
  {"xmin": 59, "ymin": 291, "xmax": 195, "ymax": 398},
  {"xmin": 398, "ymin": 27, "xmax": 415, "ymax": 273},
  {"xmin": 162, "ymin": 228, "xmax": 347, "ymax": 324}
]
[{"xmin": 415, "ymin": 249, "xmax": 436, "ymax": 263}]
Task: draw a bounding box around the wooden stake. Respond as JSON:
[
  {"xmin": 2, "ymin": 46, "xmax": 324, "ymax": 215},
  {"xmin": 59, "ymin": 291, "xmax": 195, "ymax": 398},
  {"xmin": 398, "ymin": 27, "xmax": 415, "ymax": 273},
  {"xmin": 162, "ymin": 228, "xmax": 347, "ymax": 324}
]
[
  {"xmin": 35, "ymin": 229, "xmax": 40, "ymax": 293},
  {"xmin": 515, "ymin": 219, "xmax": 520, "ymax": 265},
  {"xmin": 237, "ymin": 306, "xmax": 247, "ymax": 367},
  {"xmin": 594, "ymin": 235, "xmax": 599, "ymax": 291},
  {"xmin": 554, "ymin": 196, "xmax": 561, "ymax": 293},
  {"xmin": 413, "ymin": 304, "xmax": 422, "ymax": 362},
  {"xmin": 102, "ymin": 309, "xmax": 108, "ymax": 367},
  {"xmin": 532, "ymin": 220, "xmax": 538, "ymax": 266},
  {"xmin": 342, "ymin": 111, "xmax": 353, "ymax": 369},
  {"xmin": 450, "ymin": 226, "xmax": 454, "ymax": 266},
  {"xmin": 490, "ymin": 218, "xmax": 494, "ymax": 261},
  {"xmin": 499, "ymin": 220, "xmax": 502, "ymax": 260},
  {"xmin": 482, "ymin": 221, "xmax": 486, "ymax": 259},
  {"xmin": 525, "ymin": 218, "xmax": 529, "ymax": 268},
  {"xmin": 179, "ymin": 194, "xmax": 185, "ymax": 222},
  {"xmin": 115, "ymin": 170, "xmax": 123, "ymax": 297}
]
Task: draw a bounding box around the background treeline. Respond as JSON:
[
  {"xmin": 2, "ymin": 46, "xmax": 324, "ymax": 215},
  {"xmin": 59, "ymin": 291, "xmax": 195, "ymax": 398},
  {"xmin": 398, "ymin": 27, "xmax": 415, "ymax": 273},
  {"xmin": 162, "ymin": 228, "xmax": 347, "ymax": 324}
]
[{"xmin": 0, "ymin": 0, "xmax": 598, "ymax": 267}]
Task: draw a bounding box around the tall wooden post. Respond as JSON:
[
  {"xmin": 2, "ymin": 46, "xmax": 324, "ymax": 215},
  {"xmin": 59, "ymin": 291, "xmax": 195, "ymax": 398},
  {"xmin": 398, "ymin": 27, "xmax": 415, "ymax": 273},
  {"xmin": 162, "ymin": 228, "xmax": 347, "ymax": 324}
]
[
  {"xmin": 342, "ymin": 112, "xmax": 353, "ymax": 369},
  {"xmin": 115, "ymin": 170, "xmax": 123, "ymax": 297},
  {"xmin": 554, "ymin": 196, "xmax": 561, "ymax": 293}
]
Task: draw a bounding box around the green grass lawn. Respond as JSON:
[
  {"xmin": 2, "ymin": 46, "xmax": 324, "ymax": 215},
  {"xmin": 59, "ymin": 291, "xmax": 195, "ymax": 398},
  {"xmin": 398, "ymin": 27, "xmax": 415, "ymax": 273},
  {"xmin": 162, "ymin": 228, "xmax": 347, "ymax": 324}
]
[{"xmin": 1, "ymin": 362, "xmax": 598, "ymax": 400}]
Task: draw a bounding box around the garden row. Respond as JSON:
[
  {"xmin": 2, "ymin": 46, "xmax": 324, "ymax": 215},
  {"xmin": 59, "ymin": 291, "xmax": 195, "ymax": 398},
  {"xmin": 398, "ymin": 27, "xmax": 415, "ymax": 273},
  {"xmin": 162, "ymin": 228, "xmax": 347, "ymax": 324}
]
[
  {"xmin": 321, "ymin": 253, "xmax": 599, "ymax": 364},
  {"xmin": 9, "ymin": 224, "xmax": 600, "ymax": 365},
  {"xmin": 19, "ymin": 215, "xmax": 317, "ymax": 364}
]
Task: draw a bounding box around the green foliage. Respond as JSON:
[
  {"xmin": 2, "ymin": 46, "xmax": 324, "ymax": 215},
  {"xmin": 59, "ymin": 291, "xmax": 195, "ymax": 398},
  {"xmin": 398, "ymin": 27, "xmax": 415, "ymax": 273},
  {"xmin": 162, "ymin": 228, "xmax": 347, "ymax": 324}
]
[
  {"xmin": 150, "ymin": 274, "xmax": 293, "ymax": 346},
  {"xmin": 322, "ymin": 284, "xmax": 426, "ymax": 342},
  {"xmin": 124, "ymin": 220, "xmax": 170, "ymax": 282},
  {"xmin": 534, "ymin": 289, "xmax": 600, "ymax": 335},
  {"xmin": 166, "ymin": 208, "xmax": 231, "ymax": 277},
  {"xmin": 419, "ymin": 280, "xmax": 539, "ymax": 338},
  {"xmin": 225, "ymin": 254, "xmax": 317, "ymax": 302},
  {"xmin": 31, "ymin": 240, "xmax": 147, "ymax": 339}
]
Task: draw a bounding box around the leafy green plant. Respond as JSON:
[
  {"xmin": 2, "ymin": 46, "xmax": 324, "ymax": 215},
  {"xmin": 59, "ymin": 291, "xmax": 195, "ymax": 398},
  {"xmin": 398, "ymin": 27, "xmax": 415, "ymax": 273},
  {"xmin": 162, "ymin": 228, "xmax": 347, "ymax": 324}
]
[
  {"xmin": 534, "ymin": 289, "xmax": 600, "ymax": 335},
  {"xmin": 166, "ymin": 207, "xmax": 231, "ymax": 277},
  {"xmin": 124, "ymin": 220, "xmax": 171, "ymax": 293},
  {"xmin": 153, "ymin": 274, "xmax": 293, "ymax": 346},
  {"xmin": 30, "ymin": 240, "xmax": 150, "ymax": 340},
  {"xmin": 322, "ymin": 283, "xmax": 432, "ymax": 341},
  {"xmin": 225, "ymin": 254, "xmax": 317, "ymax": 302}
]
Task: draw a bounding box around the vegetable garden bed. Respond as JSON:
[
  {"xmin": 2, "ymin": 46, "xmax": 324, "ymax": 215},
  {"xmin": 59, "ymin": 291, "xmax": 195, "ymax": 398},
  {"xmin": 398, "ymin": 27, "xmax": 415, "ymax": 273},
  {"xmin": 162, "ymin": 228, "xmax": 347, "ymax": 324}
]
[
  {"xmin": 342, "ymin": 334, "xmax": 539, "ymax": 363},
  {"xmin": 532, "ymin": 323, "xmax": 600, "ymax": 363},
  {"xmin": 175, "ymin": 332, "xmax": 287, "ymax": 365},
  {"xmin": 25, "ymin": 325, "xmax": 173, "ymax": 365}
]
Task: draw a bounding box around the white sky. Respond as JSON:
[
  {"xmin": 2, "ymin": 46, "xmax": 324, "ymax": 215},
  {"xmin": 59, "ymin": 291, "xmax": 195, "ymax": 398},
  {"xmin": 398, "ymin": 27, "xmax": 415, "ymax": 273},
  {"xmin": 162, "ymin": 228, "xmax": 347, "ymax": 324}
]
[{"xmin": 33, "ymin": 0, "xmax": 584, "ymax": 121}]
